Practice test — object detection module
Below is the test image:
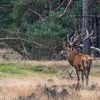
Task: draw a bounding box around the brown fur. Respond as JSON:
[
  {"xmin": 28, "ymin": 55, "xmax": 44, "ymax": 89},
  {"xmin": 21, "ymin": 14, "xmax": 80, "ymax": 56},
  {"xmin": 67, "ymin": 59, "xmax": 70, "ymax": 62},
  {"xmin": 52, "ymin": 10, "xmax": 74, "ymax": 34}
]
[
  {"xmin": 66, "ymin": 46, "xmax": 92, "ymax": 88},
  {"xmin": 63, "ymin": 30, "xmax": 94, "ymax": 88}
]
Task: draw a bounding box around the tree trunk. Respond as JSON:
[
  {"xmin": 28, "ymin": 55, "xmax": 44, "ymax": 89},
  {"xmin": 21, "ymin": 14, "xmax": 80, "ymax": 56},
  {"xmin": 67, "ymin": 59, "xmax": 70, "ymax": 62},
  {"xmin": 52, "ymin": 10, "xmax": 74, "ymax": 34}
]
[
  {"xmin": 94, "ymin": 15, "xmax": 100, "ymax": 56},
  {"xmin": 82, "ymin": 0, "xmax": 91, "ymax": 55},
  {"xmin": 45, "ymin": 0, "xmax": 52, "ymax": 16}
]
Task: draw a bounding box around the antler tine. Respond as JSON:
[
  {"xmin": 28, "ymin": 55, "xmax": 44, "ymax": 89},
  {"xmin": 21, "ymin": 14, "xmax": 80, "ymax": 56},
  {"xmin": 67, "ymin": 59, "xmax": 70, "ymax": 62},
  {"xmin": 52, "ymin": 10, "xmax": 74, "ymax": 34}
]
[
  {"xmin": 72, "ymin": 34, "xmax": 80, "ymax": 44},
  {"xmin": 73, "ymin": 29, "xmax": 81, "ymax": 44},
  {"xmin": 66, "ymin": 33, "xmax": 81, "ymax": 45},
  {"xmin": 90, "ymin": 30, "xmax": 93, "ymax": 36},
  {"xmin": 85, "ymin": 29, "xmax": 88, "ymax": 34},
  {"xmin": 67, "ymin": 33, "xmax": 71, "ymax": 44},
  {"xmin": 83, "ymin": 29, "xmax": 93, "ymax": 41},
  {"xmin": 70, "ymin": 33, "xmax": 76, "ymax": 42},
  {"xmin": 65, "ymin": 33, "xmax": 81, "ymax": 46},
  {"xmin": 83, "ymin": 29, "xmax": 89, "ymax": 40}
]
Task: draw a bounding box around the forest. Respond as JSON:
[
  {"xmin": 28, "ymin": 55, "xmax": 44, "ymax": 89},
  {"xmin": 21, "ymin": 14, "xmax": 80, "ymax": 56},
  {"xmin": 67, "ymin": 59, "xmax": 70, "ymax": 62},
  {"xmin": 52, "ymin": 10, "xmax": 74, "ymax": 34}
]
[{"xmin": 0, "ymin": 0, "xmax": 100, "ymax": 60}]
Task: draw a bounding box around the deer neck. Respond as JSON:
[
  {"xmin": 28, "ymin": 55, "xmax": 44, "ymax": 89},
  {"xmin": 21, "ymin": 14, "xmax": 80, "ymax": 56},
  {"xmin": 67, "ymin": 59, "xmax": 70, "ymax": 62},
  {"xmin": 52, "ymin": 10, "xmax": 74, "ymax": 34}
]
[{"xmin": 67, "ymin": 49, "xmax": 79, "ymax": 66}]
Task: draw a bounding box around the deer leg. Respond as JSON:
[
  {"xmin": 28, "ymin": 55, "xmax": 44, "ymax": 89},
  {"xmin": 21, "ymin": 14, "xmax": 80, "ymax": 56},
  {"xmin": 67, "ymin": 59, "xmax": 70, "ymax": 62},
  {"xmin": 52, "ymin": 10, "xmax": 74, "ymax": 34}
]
[
  {"xmin": 85, "ymin": 61, "xmax": 92, "ymax": 86},
  {"xmin": 86, "ymin": 67, "xmax": 91, "ymax": 86},
  {"xmin": 81, "ymin": 70, "xmax": 84, "ymax": 86},
  {"xmin": 86, "ymin": 69, "xmax": 89, "ymax": 86},
  {"xmin": 87, "ymin": 60, "xmax": 92, "ymax": 82},
  {"xmin": 75, "ymin": 68, "xmax": 80, "ymax": 89},
  {"xmin": 82, "ymin": 60, "xmax": 88, "ymax": 86},
  {"xmin": 83, "ymin": 68, "xmax": 88, "ymax": 86}
]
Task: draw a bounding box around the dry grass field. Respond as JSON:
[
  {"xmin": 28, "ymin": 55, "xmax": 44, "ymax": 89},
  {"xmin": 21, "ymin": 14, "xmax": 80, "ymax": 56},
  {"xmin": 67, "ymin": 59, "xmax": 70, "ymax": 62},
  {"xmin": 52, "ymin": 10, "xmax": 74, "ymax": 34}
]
[{"xmin": 0, "ymin": 60, "xmax": 100, "ymax": 100}]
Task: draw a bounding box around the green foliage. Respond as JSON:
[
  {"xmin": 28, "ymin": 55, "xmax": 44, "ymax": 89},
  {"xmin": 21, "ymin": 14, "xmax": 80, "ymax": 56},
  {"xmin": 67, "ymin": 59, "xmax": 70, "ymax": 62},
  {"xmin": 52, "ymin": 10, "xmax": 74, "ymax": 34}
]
[
  {"xmin": 0, "ymin": 0, "xmax": 13, "ymax": 28},
  {"xmin": 0, "ymin": 64, "xmax": 25, "ymax": 75},
  {"xmin": 0, "ymin": 0, "xmax": 100, "ymax": 53},
  {"xmin": 0, "ymin": 63, "xmax": 58, "ymax": 77},
  {"xmin": 27, "ymin": 0, "xmax": 82, "ymax": 41},
  {"xmin": 10, "ymin": 0, "xmax": 46, "ymax": 29},
  {"xmin": 0, "ymin": 0, "xmax": 83, "ymax": 40},
  {"xmin": 27, "ymin": 12, "xmax": 69, "ymax": 41}
]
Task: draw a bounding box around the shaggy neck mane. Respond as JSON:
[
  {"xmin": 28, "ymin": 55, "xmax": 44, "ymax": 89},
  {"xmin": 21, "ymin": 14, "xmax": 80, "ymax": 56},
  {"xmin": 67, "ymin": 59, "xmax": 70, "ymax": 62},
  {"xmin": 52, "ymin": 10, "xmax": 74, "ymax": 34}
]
[{"xmin": 67, "ymin": 48, "xmax": 81, "ymax": 66}]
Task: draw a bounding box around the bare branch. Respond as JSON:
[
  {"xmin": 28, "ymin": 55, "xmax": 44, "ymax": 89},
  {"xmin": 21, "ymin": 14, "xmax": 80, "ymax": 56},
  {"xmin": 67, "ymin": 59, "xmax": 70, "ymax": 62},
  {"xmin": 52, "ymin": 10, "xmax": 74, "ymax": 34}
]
[
  {"xmin": 0, "ymin": 37, "xmax": 44, "ymax": 47},
  {"xmin": 54, "ymin": 0, "xmax": 66, "ymax": 11},
  {"xmin": 0, "ymin": 6, "xmax": 3, "ymax": 9},
  {"xmin": 1, "ymin": 29, "xmax": 43, "ymax": 47},
  {"xmin": 58, "ymin": 0, "xmax": 73, "ymax": 17},
  {"xmin": 16, "ymin": 29, "xmax": 29, "ymax": 60},
  {"xmin": 0, "ymin": 37, "xmax": 18, "ymax": 40},
  {"xmin": 29, "ymin": 8, "xmax": 44, "ymax": 21},
  {"xmin": 67, "ymin": 70, "xmax": 73, "ymax": 78}
]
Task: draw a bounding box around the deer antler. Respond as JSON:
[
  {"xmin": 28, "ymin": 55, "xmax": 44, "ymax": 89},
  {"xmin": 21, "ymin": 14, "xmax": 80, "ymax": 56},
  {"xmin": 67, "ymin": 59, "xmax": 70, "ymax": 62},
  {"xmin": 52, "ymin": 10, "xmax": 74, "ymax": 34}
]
[
  {"xmin": 72, "ymin": 34, "xmax": 81, "ymax": 45},
  {"xmin": 65, "ymin": 33, "xmax": 81, "ymax": 46},
  {"xmin": 67, "ymin": 33, "xmax": 71, "ymax": 44},
  {"xmin": 64, "ymin": 29, "xmax": 93, "ymax": 47},
  {"xmin": 82, "ymin": 29, "xmax": 93, "ymax": 41},
  {"xmin": 70, "ymin": 33, "xmax": 76, "ymax": 42}
]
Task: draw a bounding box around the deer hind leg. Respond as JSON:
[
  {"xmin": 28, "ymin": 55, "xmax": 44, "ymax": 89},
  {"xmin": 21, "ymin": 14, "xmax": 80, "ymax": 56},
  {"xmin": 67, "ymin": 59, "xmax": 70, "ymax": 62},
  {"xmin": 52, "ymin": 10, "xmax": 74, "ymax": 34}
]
[
  {"xmin": 75, "ymin": 68, "xmax": 80, "ymax": 89},
  {"xmin": 85, "ymin": 71, "xmax": 89, "ymax": 86},
  {"xmin": 87, "ymin": 60, "xmax": 92, "ymax": 81},
  {"xmin": 86, "ymin": 67, "xmax": 90, "ymax": 86},
  {"xmin": 82, "ymin": 60, "xmax": 88, "ymax": 86},
  {"xmin": 81, "ymin": 70, "xmax": 84, "ymax": 86},
  {"xmin": 86, "ymin": 61, "xmax": 92, "ymax": 86},
  {"xmin": 83, "ymin": 68, "xmax": 88, "ymax": 86}
]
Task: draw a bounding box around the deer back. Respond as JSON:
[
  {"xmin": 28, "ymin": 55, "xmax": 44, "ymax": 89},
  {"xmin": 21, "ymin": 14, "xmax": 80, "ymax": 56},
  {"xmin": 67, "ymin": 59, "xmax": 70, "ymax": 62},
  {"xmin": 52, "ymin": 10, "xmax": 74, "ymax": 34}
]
[{"xmin": 72, "ymin": 52, "xmax": 92, "ymax": 71}]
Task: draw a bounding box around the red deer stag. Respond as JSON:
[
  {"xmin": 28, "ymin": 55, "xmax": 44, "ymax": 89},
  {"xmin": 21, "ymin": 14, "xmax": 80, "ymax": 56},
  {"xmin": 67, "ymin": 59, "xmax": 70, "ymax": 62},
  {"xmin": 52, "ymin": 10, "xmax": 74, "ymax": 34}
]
[{"xmin": 63, "ymin": 30, "xmax": 93, "ymax": 88}]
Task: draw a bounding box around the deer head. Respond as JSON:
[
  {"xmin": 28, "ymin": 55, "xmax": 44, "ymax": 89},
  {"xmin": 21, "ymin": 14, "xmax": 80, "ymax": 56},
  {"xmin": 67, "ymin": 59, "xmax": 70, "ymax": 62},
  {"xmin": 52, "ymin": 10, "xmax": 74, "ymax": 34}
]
[{"xmin": 63, "ymin": 30, "xmax": 94, "ymax": 53}]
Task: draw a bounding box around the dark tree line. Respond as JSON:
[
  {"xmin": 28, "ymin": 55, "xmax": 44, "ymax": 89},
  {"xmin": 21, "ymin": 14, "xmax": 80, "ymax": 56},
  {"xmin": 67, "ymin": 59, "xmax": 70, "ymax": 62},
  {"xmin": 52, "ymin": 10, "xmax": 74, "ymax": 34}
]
[{"xmin": 0, "ymin": 0, "xmax": 100, "ymax": 59}]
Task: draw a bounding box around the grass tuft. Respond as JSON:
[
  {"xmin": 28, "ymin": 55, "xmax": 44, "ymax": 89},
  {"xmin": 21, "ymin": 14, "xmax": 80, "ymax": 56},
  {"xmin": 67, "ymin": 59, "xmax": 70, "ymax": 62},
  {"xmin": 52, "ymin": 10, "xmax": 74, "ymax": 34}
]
[{"xmin": 0, "ymin": 64, "xmax": 26, "ymax": 76}]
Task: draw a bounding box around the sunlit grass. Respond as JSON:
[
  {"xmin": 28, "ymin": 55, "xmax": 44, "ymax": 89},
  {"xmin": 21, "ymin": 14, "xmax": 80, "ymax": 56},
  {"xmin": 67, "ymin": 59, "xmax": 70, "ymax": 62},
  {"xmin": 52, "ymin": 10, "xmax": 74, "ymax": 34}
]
[
  {"xmin": 0, "ymin": 62, "xmax": 61, "ymax": 77},
  {"xmin": 0, "ymin": 64, "xmax": 23, "ymax": 74},
  {"xmin": 0, "ymin": 60, "xmax": 99, "ymax": 77},
  {"xmin": 0, "ymin": 64, "xmax": 26, "ymax": 77}
]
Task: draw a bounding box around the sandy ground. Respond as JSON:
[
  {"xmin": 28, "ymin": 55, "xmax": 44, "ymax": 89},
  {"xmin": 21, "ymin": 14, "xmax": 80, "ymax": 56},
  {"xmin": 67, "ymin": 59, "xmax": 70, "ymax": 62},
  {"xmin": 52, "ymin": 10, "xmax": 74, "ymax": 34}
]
[{"xmin": 0, "ymin": 75, "xmax": 100, "ymax": 100}]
